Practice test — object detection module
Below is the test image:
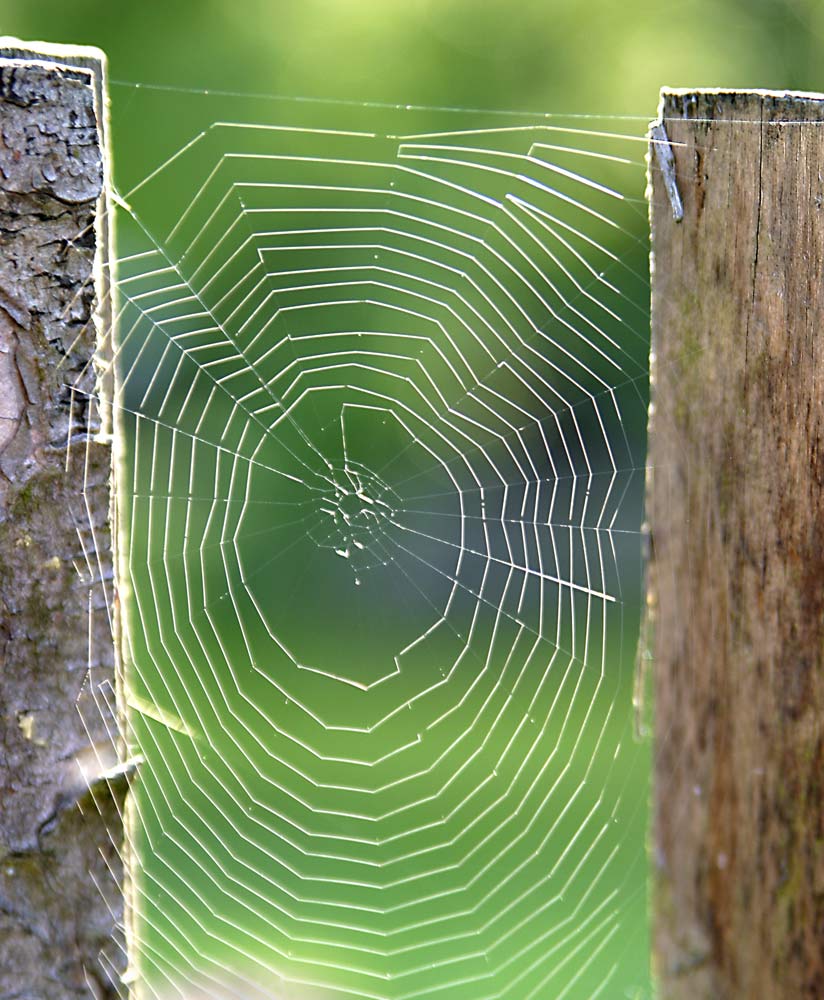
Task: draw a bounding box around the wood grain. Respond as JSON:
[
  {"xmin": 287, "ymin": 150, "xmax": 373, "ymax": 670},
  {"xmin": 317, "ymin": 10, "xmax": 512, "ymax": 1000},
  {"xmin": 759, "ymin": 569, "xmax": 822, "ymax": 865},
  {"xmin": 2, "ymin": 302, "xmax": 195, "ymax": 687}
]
[{"xmin": 647, "ymin": 89, "xmax": 824, "ymax": 999}]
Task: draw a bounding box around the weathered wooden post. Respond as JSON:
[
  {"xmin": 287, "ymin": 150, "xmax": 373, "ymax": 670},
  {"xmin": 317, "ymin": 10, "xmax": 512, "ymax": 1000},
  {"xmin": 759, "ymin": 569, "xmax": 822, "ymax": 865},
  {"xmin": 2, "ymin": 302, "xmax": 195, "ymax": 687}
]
[
  {"xmin": 0, "ymin": 41, "xmax": 125, "ymax": 998},
  {"xmin": 647, "ymin": 89, "xmax": 824, "ymax": 998}
]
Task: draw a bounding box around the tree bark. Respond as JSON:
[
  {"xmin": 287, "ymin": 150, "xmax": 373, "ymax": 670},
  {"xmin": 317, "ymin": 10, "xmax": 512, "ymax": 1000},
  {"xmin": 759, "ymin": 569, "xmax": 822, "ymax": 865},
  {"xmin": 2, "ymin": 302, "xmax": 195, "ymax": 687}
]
[
  {"xmin": 647, "ymin": 89, "xmax": 824, "ymax": 999},
  {"xmin": 0, "ymin": 42, "xmax": 124, "ymax": 998}
]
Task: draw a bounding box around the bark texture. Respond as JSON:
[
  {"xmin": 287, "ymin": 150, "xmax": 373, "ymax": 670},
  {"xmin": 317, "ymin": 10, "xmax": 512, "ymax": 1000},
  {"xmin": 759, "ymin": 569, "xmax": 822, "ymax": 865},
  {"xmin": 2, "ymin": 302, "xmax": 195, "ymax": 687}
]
[
  {"xmin": 647, "ymin": 90, "xmax": 824, "ymax": 999},
  {"xmin": 0, "ymin": 46, "xmax": 124, "ymax": 998}
]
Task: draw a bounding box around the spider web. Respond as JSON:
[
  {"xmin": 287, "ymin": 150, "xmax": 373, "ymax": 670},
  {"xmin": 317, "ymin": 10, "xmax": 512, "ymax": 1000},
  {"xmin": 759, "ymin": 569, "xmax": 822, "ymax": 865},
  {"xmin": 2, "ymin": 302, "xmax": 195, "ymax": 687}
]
[{"xmin": 87, "ymin": 89, "xmax": 654, "ymax": 999}]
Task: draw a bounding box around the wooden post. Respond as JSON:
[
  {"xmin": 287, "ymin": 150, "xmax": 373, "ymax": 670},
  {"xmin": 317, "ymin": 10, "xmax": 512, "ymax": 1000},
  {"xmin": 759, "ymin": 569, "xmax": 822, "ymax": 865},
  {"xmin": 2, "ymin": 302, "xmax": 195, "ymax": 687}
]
[
  {"xmin": 647, "ymin": 89, "xmax": 824, "ymax": 998},
  {"xmin": 0, "ymin": 41, "xmax": 124, "ymax": 998}
]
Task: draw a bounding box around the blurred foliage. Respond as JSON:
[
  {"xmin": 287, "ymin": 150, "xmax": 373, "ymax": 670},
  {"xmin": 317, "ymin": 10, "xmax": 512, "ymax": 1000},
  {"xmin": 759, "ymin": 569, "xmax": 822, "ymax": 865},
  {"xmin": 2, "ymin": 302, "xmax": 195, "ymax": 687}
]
[{"xmin": 0, "ymin": 0, "xmax": 821, "ymax": 116}]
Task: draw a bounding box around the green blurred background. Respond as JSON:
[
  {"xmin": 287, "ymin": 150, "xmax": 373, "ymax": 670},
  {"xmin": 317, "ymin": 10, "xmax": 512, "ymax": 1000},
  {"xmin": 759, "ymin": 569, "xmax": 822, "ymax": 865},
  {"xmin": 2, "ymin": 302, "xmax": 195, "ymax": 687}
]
[
  {"xmin": 1, "ymin": 0, "xmax": 822, "ymax": 115},
  {"xmin": 1, "ymin": 2, "xmax": 819, "ymax": 999}
]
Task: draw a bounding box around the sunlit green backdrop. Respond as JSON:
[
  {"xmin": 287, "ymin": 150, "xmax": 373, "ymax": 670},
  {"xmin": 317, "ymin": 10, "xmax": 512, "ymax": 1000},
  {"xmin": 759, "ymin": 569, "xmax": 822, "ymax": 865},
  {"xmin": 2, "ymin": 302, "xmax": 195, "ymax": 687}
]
[{"xmin": 2, "ymin": 3, "xmax": 819, "ymax": 999}]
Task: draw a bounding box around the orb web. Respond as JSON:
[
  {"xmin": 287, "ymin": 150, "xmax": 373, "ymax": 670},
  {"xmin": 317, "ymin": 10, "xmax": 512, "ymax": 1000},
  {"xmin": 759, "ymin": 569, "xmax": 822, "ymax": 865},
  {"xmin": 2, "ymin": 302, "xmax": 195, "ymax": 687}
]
[{"xmin": 99, "ymin": 91, "xmax": 652, "ymax": 999}]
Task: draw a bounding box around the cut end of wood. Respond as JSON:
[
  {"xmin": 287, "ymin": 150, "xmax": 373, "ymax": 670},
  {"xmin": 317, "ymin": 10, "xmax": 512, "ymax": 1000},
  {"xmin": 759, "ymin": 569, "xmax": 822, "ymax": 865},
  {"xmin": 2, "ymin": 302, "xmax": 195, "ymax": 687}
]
[
  {"xmin": 656, "ymin": 86, "xmax": 824, "ymax": 126},
  {"xmin": 0, "ymin": 35, "xmax": 107, "ymax": 69},
  {"xmin": 660, "ymin": 85, "xmax": 824, "ymax": 99}
]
